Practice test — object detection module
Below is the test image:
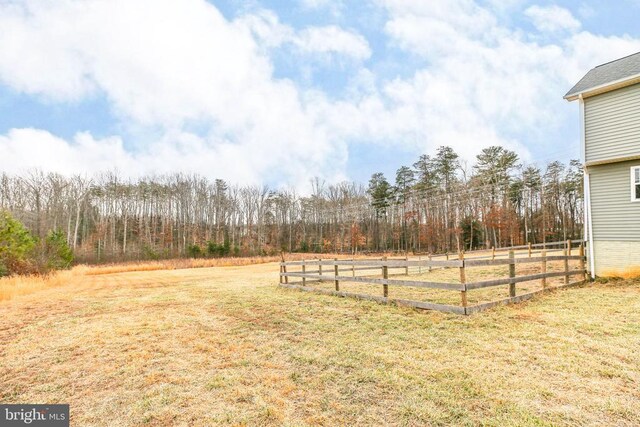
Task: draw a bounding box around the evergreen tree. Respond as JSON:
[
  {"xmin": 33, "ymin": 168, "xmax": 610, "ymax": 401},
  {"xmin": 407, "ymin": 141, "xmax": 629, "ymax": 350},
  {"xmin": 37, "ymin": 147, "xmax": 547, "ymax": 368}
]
[
  {"xmin": 43, "ymin": 230, "xmax": 74, "ymax": 271},
  {"xmin": 368, "ymin": 173, "xmax": 391, "ymax": 250},
  {"xmin": 413, "ymin": 154, "xmax": 437, "ymax": 192},
  {"xmin": 368, "ymin": 173, "xmax": 391, "ymax": 214},
  {"xmin": 432, "ymin": 146, "xmax": 461, "ymax": 192},
  {"xmin": 474, "ymin": 146, "xmax": 520, "ymax": 188},
  {"xmin": 0, "ymin": 211, "xmax": 36, "ymax": 276}
]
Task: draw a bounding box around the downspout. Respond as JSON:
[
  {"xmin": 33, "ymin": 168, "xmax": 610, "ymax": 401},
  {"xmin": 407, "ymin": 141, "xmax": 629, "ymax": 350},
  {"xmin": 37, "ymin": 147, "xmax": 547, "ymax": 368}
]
[
  {"xmin": 584, "ymin": 171, "xmax": 595, "ymax": 278},
  {"xmin": 580, "ymin": 94, "xmax": 596, "ymax": 278}
]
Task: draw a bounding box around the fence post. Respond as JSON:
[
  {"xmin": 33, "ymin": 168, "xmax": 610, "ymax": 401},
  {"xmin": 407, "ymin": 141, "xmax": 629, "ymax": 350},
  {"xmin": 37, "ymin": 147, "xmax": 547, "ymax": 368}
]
[
  {"xmin": 509, "ymin": 250, "xmax": 516, "ymax": 297},
  {"xmin": 428, "ymin": 254, "xmax": 432, "ymax": 272},
  {"xmin": 418, "ymin": 255, "xmax": 422, "ymax": 274},
  {"xmin": 382, "ymin": 256, "xmax": 389, "ymax": 298},
  {"xmin": 405, "ymin": 253, "xmax": 409, "ymax": 276},
  {"xmin": 352, "ymin": 258, "xmax": 355, "ymax": 277},
  {"xmin": 459, "ymin": 252, "xmax": 467, "ymax": 309},
  {"xmin": 563, "ymin": 249, "xmax": 569, "ymax": 285},
  {"xmin": 492, "ymin": 246, "xmax": 495, "ymax": 260},
  {"xmin": 579, "ymin": 244, "xmax": 586, "ymax": 282},
  {"xmin": 334, "ymin": 258, "xmax": 339, "ymax": 291},
  {"xmin": 446, "ymin": 252, "xmax": 449, "ymax": 261},
  {"xmin": 567, "ymin": 239, "xmax": 572, "ymax": 256},
  {"xmin": 302, "ymin": 260, "xmax": 306, "ymax": 286},
  {"xmin": 281, "ymin": 253, "xmax": 288, "ymax": 284},
  {"xmin": 541, "ymin": 249, "xmax": 547, "ymax": 289},
  {"xmin": 318, "ymin": 258, "xmax": 323, "ymax": 282},
  {"xmin": 528, "ymin": 242, "xmax": 532, "ymax": 258},
  {"xmin": 279, "ymin": 264, "xmax": 283, "ymax": 284}
]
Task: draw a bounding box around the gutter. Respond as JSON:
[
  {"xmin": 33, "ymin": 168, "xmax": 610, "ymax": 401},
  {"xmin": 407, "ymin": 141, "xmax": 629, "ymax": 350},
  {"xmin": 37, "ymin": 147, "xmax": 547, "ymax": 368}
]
[
  {"xmin": 565, "ymin": 72, "xmax": 640, "ymax": 101},
  {"xmin": 584, "ymin": 171, "xmax": 596, "ymax": 279},
  {"xmin": 585, "ymin": 154, "xmax": 640, "ymax": 167}
]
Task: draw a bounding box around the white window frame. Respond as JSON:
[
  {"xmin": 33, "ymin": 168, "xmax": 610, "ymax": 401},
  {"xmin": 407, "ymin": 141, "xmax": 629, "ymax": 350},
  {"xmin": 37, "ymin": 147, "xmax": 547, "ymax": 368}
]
[{"xmin": 632, "ymin": 166, "xmax": 640, "ymax": 202}]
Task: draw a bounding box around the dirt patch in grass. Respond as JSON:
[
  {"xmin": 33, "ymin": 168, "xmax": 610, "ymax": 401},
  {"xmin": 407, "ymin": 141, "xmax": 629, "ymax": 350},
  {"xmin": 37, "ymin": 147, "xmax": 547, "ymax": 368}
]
[{"xmin": 1, "ymin": 262, "xmax": 639, "ymax": 426}]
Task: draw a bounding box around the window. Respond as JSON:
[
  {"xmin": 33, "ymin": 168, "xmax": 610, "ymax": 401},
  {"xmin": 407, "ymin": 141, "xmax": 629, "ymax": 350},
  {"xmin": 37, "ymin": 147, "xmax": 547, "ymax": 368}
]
[{"xmin": 633, "ymin": 167, "xmax": 640, "ymax": 202}]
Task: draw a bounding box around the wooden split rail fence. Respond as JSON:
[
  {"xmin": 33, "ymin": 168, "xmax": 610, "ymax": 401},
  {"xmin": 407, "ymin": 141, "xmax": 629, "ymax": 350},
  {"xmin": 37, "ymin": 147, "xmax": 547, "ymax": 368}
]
[{"xmin": 279, "ymin": 242, "xmax": 587, "ymax": 315}]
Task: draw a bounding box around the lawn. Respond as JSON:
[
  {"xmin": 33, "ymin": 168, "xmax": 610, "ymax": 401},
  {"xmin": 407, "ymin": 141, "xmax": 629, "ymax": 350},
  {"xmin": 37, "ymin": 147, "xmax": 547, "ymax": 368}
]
[{"xmin": 1, "ymin": 262, "xmax": 639, "ymax": 426}]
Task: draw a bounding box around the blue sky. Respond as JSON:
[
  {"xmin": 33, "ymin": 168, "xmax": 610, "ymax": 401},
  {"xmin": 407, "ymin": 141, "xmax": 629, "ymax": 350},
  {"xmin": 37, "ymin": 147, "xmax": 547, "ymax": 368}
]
[{"xmin": 1, "ymin": 0, "xmax": 640, "ymax": 188}]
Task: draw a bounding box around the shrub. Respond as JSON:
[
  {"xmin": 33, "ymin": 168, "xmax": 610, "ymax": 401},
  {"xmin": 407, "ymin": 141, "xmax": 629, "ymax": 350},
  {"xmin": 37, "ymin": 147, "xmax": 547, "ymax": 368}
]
[
  {"xmin": 43, "ymin": 230, "xmax": 74, "ymax": 270},
  {"xmin": 0, "ymin": 211, "xmax": 36, "ymax": 276},
  {"xmin": 0, "ymin": 211, "xmax": 76, "ymax": 277},
  {"xmin": 142, "ymin": 245, "xmax": 160, "ymax": 260},
  {"xmin": 207, "ymin": 240, "xmax": 231, "ymax": 258},
  {"xmin": 222, "ymin": 239, "xmax": 231, "ymax": 257},
  {"xmin": 187, "ymin": 244, "xmax": 203, "ymax": 258},
  {"xmin": 207, "ymin": 241, "xmax": 220, "ymax": 257}
]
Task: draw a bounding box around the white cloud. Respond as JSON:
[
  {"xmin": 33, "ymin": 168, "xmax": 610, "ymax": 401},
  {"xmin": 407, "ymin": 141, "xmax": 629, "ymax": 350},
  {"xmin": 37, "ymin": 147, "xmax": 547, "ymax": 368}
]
[
  {"xmin": 525, "ymin": 5, "xmax": 581, "ymax": 33},
  {"xmin": 1, "ymin": 0, "xmax": 640, "ymax": 187},
  {"xmin": 0, "ymin": 129, "xmax": 133, "ymax": 176},
  {"xmin": 0, "ymin": 128, "xmax": 350, "ymax": 187},
  {"xmin": 380, "ymin": 0, "xmax": 498, "ymax": 56},
  {"xmin": 0, "ymin": 0, "xmax": 361, "ymax": 188},
  {"xmin": 300, "ymin": 0, "xmax": 333, "ymax": 7},
  {"xmin": 236, "ymin": 10, "xmax": 295, "ymax": 49},
  {"xmin": 342, "ymin": 0, "xmax": 640, "ymax": 161},
  {"xmin": 299, "ymin": 0, "xmax": 344, "ymax": 16},
  {"xmin": 486, "ymin": 0, "xmax": 526, "ymax": 13},
  {"xmin": 293, "ymin": 26, "xmax": 371, "ymax": 61},
  {"xmin": 240, "ymin": 11, "xmax": 370, "ymax": 61}
]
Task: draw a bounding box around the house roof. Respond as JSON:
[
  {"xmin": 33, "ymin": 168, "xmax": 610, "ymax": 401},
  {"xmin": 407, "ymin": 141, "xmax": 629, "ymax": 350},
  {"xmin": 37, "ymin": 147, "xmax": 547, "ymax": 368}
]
[{"xmin": 564, "ymin": 51, "xmax": 640, "ymax": 101}]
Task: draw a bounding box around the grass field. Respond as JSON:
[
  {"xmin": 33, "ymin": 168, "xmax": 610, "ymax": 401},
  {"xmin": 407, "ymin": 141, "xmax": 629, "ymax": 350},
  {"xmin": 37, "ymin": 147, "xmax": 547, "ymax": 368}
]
[
  {"xmin": 1, "ymin": 262, "xmax": 639, "ymax": 426},
  {"xmin": 0, "ymin": 254, "xmax": 320, "ymax": 303}
]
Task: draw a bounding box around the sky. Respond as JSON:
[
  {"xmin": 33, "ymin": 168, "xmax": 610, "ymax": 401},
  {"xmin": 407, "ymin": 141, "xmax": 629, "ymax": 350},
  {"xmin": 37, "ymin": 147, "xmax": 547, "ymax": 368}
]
[{"xmin": 1, "ymin": 0, "xmax": 640, "ymax": 190}]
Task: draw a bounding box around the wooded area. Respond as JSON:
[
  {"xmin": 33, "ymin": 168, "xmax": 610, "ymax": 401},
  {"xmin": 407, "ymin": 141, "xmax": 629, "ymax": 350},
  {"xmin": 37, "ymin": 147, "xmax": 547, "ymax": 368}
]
[{"xmin": 0, "ymin": 145, "xmax": 583, "ymax": 263}]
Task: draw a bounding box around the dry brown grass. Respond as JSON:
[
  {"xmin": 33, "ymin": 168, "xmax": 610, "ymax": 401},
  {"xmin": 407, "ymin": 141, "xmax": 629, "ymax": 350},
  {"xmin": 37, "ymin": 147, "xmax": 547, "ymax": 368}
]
[
  {"xmin": 0, "ymin": 270, "xmax": 78, "ymax": 302},
  {"xmin": 0, "ymin": 254, "xmax": 342, "ymax": 302},
  {"xmin": 81, "ymin": 253, "xmax": 354, "ymax": 276},
  {"xmin": 80, "ymin": 256, "xmax": 283, "ymax": 275},
  {"xmin": 1, "ymin": 260, "xmax": 639, "ymax": 426}
]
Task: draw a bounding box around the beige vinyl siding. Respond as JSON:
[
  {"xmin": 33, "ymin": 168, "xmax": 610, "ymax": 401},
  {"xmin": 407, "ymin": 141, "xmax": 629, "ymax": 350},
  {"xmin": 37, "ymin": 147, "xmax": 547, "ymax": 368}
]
[
  {"xmin": 584, "ymin": 83, "xmax": 640, "ymax": 164},
  {"xmin": 589, "ymin": 160, "xmax": 640, "ymax": 241}
]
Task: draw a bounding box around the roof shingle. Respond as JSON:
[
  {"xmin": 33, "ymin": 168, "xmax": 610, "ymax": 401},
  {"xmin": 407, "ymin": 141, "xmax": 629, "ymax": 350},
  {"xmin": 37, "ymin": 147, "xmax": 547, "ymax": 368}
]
[{"xmin": 564, "ymin": 51, "xmax": 640, "ymax": 99}]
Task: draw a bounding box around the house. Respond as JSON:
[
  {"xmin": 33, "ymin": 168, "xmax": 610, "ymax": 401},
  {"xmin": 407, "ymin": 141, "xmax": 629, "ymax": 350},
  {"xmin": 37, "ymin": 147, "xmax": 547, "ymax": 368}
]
[{"xmin": 565, "ymin": 51, "xmax": 640, "ymax": 278}]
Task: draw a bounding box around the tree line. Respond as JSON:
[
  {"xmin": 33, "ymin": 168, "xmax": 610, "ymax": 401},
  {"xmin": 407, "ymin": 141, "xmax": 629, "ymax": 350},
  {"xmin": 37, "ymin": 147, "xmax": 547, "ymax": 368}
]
[{"xmin": 0, "ymin": 145, "xmax": 583, "ymax": 263}]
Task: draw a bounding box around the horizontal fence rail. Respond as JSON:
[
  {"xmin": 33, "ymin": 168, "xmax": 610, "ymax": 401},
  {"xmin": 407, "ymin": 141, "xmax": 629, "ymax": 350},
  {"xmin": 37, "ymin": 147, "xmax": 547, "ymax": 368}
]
[
  {"xmin": 420, "ymin": 240, "xmax": 582, "ymax": 257},
  {"xmin": 279, "ymin": 240, "xmax": 588, "ymax": 315},
  {"xmin": 283, "ymin": 259, "xmax": 463, "ymax": 267}
]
